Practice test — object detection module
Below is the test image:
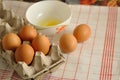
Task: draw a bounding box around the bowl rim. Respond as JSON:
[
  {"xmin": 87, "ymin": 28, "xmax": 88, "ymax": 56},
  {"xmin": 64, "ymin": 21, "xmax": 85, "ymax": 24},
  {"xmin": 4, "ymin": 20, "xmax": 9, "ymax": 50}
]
[{"xmin": 25, "ymin": 0, "xmax": 72, "ymax": 30}]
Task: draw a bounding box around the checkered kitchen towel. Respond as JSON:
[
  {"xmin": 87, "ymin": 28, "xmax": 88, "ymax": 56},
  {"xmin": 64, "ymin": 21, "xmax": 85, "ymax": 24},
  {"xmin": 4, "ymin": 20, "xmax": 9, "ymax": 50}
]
[{"xmin": 0, "ymin": 1, "xmax": 120, "ymax": 80}]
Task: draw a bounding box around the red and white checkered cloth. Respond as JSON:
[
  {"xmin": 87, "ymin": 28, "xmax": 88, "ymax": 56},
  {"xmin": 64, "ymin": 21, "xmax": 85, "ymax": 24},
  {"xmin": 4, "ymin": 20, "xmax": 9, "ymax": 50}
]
[{"xmin": 0, "ymin": 1, "xmax": 120, "ymax": 80}]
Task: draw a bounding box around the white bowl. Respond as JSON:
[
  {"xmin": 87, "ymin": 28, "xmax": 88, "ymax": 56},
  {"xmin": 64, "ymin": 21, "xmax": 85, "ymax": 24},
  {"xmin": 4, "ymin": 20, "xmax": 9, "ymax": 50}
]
[{"xmin": 26, "ymin": 0, "xmax": 71, "ymax": 34}]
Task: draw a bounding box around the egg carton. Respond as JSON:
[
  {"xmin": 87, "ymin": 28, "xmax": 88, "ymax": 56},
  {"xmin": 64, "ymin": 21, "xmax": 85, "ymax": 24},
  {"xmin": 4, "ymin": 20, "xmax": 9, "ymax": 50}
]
[
  {"xmin": 0, "ymin": 43, "xmax": 65, "ymax": 79},
  {"xmin": 0, "ymin": 1, "xmax": 65, "ymax": 80}
]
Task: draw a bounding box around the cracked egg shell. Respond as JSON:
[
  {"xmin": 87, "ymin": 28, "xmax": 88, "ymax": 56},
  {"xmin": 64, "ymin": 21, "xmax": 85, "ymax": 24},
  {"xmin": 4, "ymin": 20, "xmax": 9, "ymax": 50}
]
[{"xmin": 18, "ymin": 24, "xmax": 37, "ymax": 41}]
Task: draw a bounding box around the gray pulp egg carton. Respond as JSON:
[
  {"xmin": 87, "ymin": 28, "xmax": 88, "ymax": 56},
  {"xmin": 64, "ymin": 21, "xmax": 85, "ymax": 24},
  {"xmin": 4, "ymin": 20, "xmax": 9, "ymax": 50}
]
[
  {"xmin": 0, "ymin": 1, "xmax": 65, "ymax": 80},
  {"xmin": 0, "ymin": 43, "xmax": 65, "ymax": 80}
]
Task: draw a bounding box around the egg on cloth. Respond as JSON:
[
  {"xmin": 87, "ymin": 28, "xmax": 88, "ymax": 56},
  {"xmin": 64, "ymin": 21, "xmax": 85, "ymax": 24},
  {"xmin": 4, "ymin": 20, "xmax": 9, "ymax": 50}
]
[
  {"xmin": 2, "ymin": 32, "xmax": 21, "ymax": 51},
  {"xmin": 73, "ymin": 24, "xmax": 91, "ymax": 42},
  {"xmin": 59, "ymin": 33, "xmax": 77, "ymax": 53}
]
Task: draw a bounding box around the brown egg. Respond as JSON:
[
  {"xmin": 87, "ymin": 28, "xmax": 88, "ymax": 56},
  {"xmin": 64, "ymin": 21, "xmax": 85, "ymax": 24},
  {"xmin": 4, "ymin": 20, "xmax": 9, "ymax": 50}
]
[
  {"xmin": 2, "ymin": 33, "xmax": 21, "ymax": 50},
  {"xmin": 15, "ymin": 44, "xmax": 34, "ymax": 65},
  {"xmin": 59, "ymin": 33, "xmax": 77, "ymax": 53},
  {"xmin": 32, "ymin": 34, "xmax": 50, "ymax": 55},
  {"xmin": 73, "ymin": 24, "xmax": 91, "ymax": 42},
  {"xmin": 19, "ymin": 24, "xmax": 37, "ymax": 41}
]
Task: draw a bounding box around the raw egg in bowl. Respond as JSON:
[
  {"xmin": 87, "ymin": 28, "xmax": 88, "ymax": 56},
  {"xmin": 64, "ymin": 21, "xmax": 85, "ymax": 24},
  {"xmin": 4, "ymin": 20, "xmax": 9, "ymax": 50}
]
[{"xmin": 26, "ymin": 0, "xmax": 71, "ymax": 35}]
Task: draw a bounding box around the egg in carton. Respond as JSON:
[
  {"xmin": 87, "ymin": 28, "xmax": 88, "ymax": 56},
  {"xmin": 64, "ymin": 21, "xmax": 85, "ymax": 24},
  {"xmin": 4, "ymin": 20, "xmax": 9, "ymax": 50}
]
[{"xmin": 0, "ymin": 2, "xmax": 65, "ymax": 80}]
